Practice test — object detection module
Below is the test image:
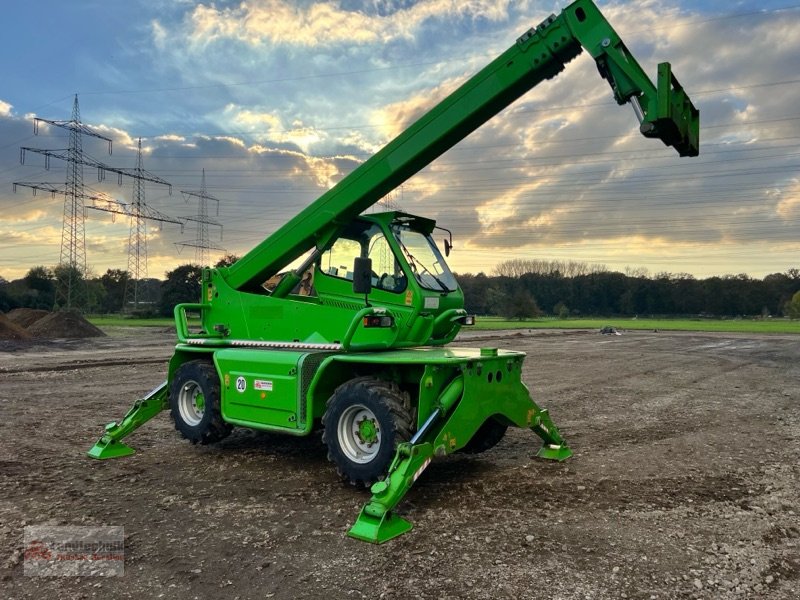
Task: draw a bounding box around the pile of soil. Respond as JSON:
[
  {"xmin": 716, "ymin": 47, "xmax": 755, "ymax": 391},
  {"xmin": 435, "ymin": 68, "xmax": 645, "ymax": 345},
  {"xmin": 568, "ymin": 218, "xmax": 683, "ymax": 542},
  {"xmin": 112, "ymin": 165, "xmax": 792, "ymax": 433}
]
[
  {"xmin": 0, "ymin": 312, "xmax": 33, "ymax": 340},
  {"xmin": 6, "ymin": 308, "xmax": 50, "ymax": 328},
  {"xmin": 26, "ymin": 310, "xmax": 106, "ymax": 339}
]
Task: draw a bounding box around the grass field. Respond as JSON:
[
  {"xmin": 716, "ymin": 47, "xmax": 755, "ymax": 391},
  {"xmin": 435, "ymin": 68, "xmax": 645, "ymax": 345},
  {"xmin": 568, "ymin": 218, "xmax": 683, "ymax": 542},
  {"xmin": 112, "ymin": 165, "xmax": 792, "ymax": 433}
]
[
  {"xmin": 88, "ymin": 314, "xmax": 800, "ymax": 334},
  {"xmin": 472, "ymin": 316, "xmax": 800, "ymax": 334}
]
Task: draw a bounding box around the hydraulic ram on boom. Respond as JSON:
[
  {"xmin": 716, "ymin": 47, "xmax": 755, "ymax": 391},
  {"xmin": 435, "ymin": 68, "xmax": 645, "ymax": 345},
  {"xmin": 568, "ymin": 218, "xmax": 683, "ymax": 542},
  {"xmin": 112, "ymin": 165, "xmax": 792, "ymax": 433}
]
[{"xmin": 89, "ymin": 0, "xmax": 698, "ymax": 543}]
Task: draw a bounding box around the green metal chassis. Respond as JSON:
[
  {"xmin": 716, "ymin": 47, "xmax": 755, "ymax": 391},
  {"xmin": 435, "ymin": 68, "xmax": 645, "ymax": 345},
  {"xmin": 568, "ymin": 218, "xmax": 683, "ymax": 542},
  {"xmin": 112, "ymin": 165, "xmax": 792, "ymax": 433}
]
[{"xmin": 88, "ymin": 343, "xmax": 571, "ymax": 543}]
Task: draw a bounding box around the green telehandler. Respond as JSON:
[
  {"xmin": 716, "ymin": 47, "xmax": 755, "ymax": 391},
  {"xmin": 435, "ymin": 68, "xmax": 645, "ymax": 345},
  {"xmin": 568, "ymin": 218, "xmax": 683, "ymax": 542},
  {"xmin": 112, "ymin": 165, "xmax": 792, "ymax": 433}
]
[{"xmin": 89, "ymin": 0, "xmax": 699, "ymax": 543}]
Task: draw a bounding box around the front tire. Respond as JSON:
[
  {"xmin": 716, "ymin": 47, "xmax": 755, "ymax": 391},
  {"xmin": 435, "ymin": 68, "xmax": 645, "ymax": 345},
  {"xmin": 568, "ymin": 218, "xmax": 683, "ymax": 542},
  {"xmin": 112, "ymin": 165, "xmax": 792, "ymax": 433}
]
[
  {"xmin": 169, "ymin": 360, "xmax": 232, "ymax": 445},
  {"xmin": 322, "ymin": 377, "xmax": 413, "ymax": 487}
]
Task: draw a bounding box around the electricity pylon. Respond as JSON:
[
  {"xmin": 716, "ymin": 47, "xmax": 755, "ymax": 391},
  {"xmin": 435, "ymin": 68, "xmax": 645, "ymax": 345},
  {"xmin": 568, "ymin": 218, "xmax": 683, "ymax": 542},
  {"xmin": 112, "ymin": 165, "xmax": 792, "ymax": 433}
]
[
  {"xmin": 176, "ymin": 169, "xmax": 224, "ymax": 266},
  {"xmin": 90, "ymin": 138, "xmax": 182, "ymax": 312},
  {"xmin": 14, "ymin": 95, "xmax": 175, "ymax": 311}
]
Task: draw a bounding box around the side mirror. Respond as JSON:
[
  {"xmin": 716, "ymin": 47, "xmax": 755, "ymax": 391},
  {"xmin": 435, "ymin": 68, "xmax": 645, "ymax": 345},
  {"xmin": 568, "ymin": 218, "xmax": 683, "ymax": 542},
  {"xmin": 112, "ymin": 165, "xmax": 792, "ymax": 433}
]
[
  {"xmin": 352, "ymin": 257, "xmax": 372, "ymax": 295},
  {"xmin": 435, "ymin": 225, "xmax": 453, "ymax": 257}
]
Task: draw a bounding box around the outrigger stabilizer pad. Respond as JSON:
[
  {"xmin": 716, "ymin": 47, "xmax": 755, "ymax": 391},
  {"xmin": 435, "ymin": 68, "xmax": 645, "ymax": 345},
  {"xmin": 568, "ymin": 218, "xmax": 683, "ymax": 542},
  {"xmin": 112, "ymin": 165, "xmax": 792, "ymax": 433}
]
[
  {"xmin": 86, "ymin": 382, "xmax": 168, "ymax": 460},
  {"xmin": 87, "ymin": 424, "xmax": 137, "ymax": 460}
]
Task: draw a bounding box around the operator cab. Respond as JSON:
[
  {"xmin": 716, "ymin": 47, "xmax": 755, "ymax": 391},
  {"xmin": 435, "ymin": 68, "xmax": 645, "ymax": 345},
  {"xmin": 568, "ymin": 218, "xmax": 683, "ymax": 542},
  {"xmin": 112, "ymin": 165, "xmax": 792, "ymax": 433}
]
[{"xmin": 317, "ymin": 212, "xmax": 458, "ymax": 299}]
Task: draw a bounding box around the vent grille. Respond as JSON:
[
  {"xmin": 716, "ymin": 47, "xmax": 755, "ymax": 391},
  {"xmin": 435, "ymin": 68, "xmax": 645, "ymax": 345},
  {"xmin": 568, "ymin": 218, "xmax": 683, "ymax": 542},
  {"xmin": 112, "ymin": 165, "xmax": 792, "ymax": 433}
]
[
  {"xmin": 321, "ymin": 298, "xmax": 363, "ymax": 311},
  {"xmin": 299, "ymin": 351, "xmax": 335, "ymax": 425}
]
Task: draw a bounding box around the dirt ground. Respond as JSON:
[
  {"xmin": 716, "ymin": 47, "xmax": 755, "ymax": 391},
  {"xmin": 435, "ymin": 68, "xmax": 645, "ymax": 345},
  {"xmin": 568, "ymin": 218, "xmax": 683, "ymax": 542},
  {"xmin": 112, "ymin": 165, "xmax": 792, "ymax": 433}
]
[{"xmin": 1, "ymin": 327, "xmax": 798, "ymax": 599}]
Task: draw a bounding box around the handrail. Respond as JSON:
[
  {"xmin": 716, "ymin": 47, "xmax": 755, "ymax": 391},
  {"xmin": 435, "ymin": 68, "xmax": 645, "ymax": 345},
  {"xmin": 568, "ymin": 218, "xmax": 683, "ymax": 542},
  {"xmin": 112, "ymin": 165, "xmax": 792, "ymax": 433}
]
[
  {"xmin": 340, "ymin": 306, "xmax": 402, "ymax": 352},
  {"xmin": 428, "ymin": 309, "xmax": 468, "ymax": 346},
  {"xmin": 174, "ymin": 303, "xmax": 219, "ymax": 343}
]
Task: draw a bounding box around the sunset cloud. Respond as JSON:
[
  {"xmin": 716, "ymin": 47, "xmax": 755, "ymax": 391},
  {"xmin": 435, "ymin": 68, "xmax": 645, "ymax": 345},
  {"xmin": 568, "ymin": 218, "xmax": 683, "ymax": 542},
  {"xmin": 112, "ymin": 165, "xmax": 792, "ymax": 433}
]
[
  {"xmin": 775, "ymin": 179, "xmax": 800, "ymax": 220},
  {"xmin": 1, "ymin": 1, "xmax": 799, "ymax": 280},
  {"xmin": 183, "ymin": 0, "xmax": 514, "ymax": 47}
]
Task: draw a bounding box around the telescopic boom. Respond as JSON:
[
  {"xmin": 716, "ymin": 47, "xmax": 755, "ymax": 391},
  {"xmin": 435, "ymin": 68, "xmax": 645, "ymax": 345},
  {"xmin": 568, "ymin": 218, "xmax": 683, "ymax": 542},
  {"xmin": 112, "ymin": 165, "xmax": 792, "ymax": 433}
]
[{"xmin": 224, "ymin": 0, "xmax": 699, "ymax": 293}]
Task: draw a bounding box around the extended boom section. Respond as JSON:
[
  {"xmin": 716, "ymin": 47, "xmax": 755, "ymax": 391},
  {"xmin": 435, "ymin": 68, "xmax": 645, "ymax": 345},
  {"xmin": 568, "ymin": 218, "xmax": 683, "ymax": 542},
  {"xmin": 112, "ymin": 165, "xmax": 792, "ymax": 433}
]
[
  {"xmin": 88, "ymin": 0, "xmax": 698, "ymax": 544},
  {"xmin": 224, "ymin": 0, "xmax": 698, "ymax": 292}
]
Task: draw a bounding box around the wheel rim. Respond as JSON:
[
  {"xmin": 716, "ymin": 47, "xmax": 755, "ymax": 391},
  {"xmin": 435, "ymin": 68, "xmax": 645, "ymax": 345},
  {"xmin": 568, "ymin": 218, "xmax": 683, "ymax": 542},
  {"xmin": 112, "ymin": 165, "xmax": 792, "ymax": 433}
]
[
  {"xmin": 177, "ymin": 379, "xmax": 205, "ymax": 426},
  {"xmin": 337, "ymin": 404, "xmax": 381, "ymax": 464}
]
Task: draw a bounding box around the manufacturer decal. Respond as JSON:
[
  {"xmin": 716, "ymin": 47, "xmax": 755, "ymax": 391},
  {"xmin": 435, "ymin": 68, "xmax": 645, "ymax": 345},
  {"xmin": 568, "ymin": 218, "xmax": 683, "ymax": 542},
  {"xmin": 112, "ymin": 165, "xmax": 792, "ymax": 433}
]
[
  {"xmin": 254, "ymin": 380, "xmax": 273, "ymax": 391},
  {"xmin": 235, "ymin": 376, "xmax": 247, "ymax": 393}
]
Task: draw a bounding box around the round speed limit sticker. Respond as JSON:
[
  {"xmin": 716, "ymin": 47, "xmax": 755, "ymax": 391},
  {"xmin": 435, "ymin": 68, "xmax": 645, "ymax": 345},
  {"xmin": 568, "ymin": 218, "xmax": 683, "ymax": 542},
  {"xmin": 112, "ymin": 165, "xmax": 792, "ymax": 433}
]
[{"xmin": 235, "ymin": 376, "xmax": 247, "ymax": 393}]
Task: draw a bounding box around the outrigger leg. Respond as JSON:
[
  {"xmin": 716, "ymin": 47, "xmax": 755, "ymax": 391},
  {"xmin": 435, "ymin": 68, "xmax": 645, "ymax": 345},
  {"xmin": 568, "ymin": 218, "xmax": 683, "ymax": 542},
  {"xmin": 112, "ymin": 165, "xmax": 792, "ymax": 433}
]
[
  {"xmin": 348, "ymin": 375, "xmax": 572, "ymax": 543},
  {"xmin": 87, "ymin": 381, "xmax": 168, "ymax": 459},
  {"xmin": 348, "ymin": 441, "xmax": 436, "ymax": 543},
  {"xmin": 530, "ymin": 407, "xmax": 572, "ymax": 462}
]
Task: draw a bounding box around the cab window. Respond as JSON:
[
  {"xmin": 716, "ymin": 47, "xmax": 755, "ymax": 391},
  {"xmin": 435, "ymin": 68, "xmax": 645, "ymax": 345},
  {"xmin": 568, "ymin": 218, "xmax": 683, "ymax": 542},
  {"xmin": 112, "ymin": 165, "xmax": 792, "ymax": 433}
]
[{"xmin": 320, "ymin": 224, "xmax": 407, "ymax": 293}]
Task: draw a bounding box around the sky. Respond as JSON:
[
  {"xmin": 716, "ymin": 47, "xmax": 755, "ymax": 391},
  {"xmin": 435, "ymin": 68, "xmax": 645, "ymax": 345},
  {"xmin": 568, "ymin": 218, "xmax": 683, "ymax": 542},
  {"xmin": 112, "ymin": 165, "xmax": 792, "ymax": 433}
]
[{"xmin": 0, "ymin": 0, "xmax": 798, "ymax": 282}]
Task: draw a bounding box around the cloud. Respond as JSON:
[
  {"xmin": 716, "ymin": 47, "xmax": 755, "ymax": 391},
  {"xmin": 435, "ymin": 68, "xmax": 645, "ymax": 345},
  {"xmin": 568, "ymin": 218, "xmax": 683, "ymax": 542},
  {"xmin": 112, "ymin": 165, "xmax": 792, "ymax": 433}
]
[
  {"xmin": 1, "ymin": 209, "xmax": 49, "ymax": 224},
  {"xmin": 3, "ymin": 1, "xmax": 800, "ymax": 280},
  {"xmin": 151, "ymin": 19, "xmax": 168, "ymax": 49},
  {"xmin": 0, "ymin": 225, "xmax": 60, "ymax": 245},
  {"xmin": 403, "ymin": 1, "xmax": 800, "ymax": 276},
  {"xmin": 221, "ymin": 105, "xmax": 328, "ymax": 154},
  {"xmin": 774, "ymin": 179, "xmax": 800, "ymax": 220},
  {"xmin": 182, "ymin": 0, "xmax": 514, "ymax": 47},
  {"xmin": 370, "ymin": 74, "xmax": 463, "ymax": 139},
  {"xmin": 156, "ymin": 134, "xmax": 186, "ymax": 142}
]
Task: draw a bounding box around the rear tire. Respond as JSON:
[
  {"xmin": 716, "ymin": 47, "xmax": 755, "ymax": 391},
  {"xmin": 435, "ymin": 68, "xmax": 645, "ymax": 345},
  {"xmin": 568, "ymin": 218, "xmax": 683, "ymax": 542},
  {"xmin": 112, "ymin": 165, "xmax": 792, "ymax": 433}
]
[
  {"xmin": 322, "ymin": 377, "xmax": 413, "ymax": 487},
  {"xmin": 459, "ymin": 418, "xmax": 508, "ymax": 454},
  {"xmin": 169, "ymin": 360, "xmax": 232, "ymax": 445}
]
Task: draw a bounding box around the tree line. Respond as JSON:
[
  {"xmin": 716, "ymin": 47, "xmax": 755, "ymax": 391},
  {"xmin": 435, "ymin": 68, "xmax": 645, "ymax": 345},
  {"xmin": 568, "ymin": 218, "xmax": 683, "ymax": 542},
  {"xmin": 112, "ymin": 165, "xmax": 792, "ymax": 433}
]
[
  {"xmin": 2, "ymin": 257, "xmax": 799, "ymax": 319},
  {"xmin": 0, "ymin": 255, "xmax": 239, "ymax": 317},
  {"xmin": 460, "ymin": 260, "xmax": 800, "ymax": 319}
]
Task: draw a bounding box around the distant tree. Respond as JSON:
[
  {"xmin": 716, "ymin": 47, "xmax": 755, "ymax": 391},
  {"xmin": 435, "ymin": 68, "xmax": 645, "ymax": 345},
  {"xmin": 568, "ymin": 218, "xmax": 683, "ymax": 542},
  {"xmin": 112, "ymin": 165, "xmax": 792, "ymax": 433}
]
[
  {"xmin": 0, "ymin": 276, "xmax": 16, "ymax": 312},
  {"xmin": 86, "ymin": 279, "xmax": 107, "ymax": 314},
  {"xmin": 500, "ymin": 289, "xmax": 541, "ymax": 320},
  {"xmin": 52, "ymin": 263, "xmax": 87, "ymax": 310},
  {"xmin": 99, "ymin": 269, "xmax": 130, "ymax": 313},
  {"xmin": 624, "ymin": 266, "xmax": 650, "ymax": 279},
  {"xmin": 25, "ymin": 266, "xmax": 54, "ymax": 293},
  {"xmin": 137, "ymin": 278, "xmax": 162, "ymax": 306},
  {"xmin": 215, "ymin": 254, "xmax": 240, "ymax": 268},
  {"xmin": 159, "ymin": 264, "xmax": 203, "ymax": 317},
  {"xmin": 494, "ymin": 258, "xmax": 605, "ymax": 278},
  {"xmin": 762, "ymin": 270, "xmax": 800, "ymax": 316},
  {"xmin": 553, "ymin": 301, "xmax": 570, "ymax": 319},
  {"xmin": 787, "ymin": 291, "xmax": 800, "ymax": 319},
  {"xmin": 24, "ymin": 266, "xmax": 50, "ymax": 284},
  {"xmin": 22, "ymin": 266, "xmax": 56, "ymax": 309},
  {"xmin": 457, "ymin": 272, "xmax": 496, "ymax": 314},
  {"xmin": 484, "ymin": 286, "xmax": 508, "ymax": 316}
]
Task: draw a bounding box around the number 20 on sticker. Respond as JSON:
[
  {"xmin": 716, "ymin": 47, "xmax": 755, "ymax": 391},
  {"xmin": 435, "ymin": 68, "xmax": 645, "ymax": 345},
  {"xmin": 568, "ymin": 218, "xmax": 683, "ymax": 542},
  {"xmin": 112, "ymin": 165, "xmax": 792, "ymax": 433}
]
[{"xmin": 235, "ymin": 376, "xmax": 247, "ymax": 393}]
